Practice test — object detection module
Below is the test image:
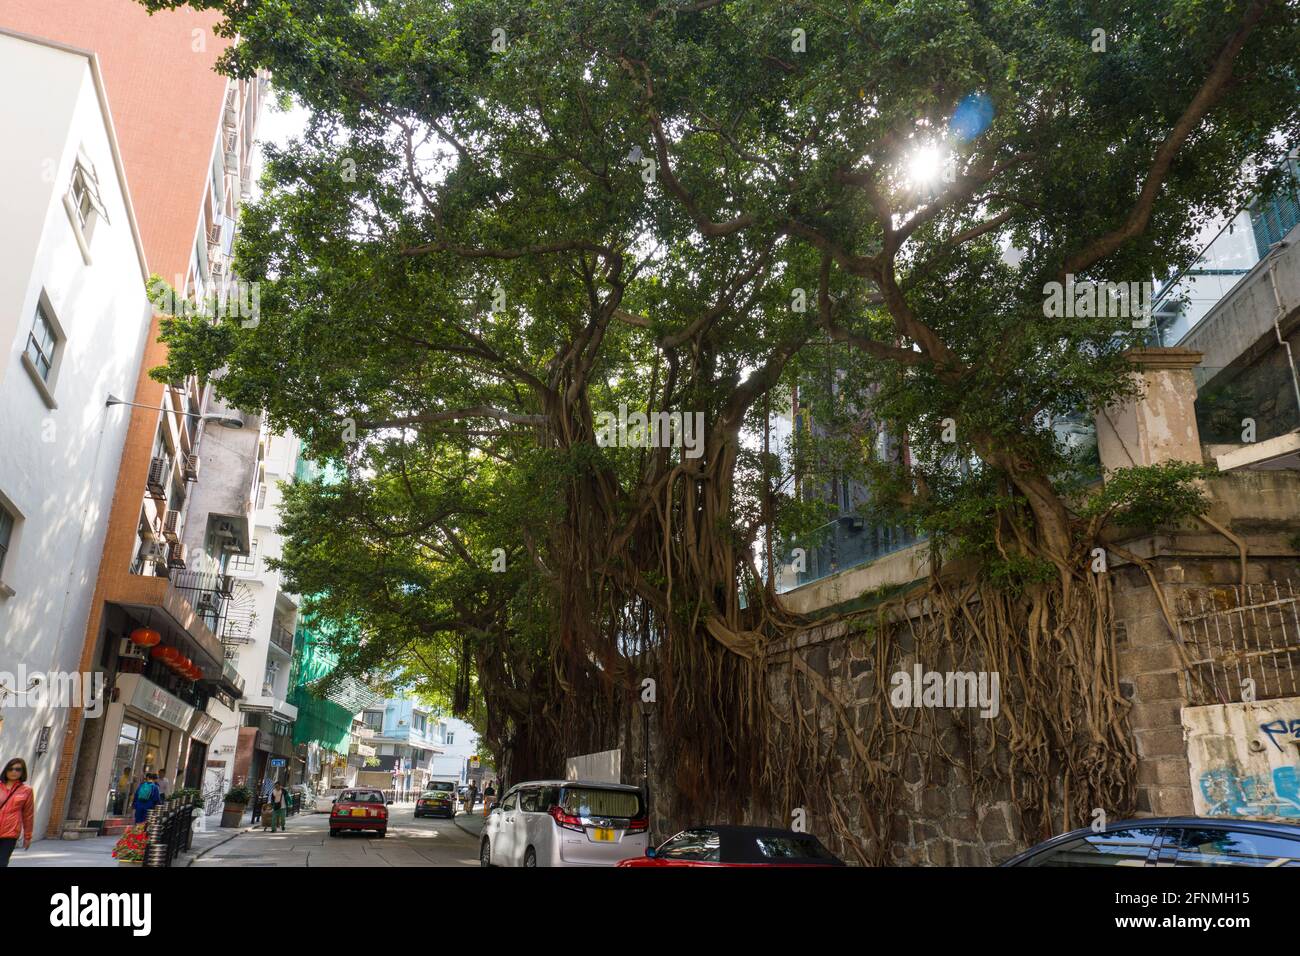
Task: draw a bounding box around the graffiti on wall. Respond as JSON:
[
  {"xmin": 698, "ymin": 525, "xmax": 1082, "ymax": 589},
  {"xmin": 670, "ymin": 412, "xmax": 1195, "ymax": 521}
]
[{"xmin": 1183, "ymin": 699, "xmax": 1300, "ymax": 821}]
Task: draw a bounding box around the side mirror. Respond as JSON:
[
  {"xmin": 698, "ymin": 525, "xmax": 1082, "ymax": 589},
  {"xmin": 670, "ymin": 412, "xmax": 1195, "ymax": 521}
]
[
  {"xmin": 646, "ymin": 847, "xmax": 657, "ymax": 858},
  {"xmin": 387, "ymin": 800, "xmax": 393, "ymax": 805}
]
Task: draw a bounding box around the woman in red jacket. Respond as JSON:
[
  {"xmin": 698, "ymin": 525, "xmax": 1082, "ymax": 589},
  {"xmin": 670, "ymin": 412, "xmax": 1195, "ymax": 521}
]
[{"xmin": 0, "ymin": 757, "xmax": 34, "ymax": 867}]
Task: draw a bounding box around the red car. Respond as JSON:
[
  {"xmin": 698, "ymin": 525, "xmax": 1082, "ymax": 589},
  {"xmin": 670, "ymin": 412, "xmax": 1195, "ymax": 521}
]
[
  {"xmin": 618, "ymin": 825, "xmax": 845, "ymax": 867},
  {"xmin": 329, "ymin": 788, "xmax": 391, "ymax": 838}
]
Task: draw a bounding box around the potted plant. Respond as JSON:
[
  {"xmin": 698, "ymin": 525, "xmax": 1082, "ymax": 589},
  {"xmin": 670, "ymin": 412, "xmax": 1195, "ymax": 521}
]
[
  {"xmin": 112, "ymin": 823, "xmax": 147, "ymax": 866},
  {"xmin": 221, "ymin": 784, "xmax": 252, "ymax": 828}
]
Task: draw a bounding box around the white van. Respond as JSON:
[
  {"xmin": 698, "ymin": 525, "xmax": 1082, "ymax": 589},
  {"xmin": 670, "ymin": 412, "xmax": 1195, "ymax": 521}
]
[{"xmin": 480, "ymin": 780, "xmax": 649, "ymax": 867}]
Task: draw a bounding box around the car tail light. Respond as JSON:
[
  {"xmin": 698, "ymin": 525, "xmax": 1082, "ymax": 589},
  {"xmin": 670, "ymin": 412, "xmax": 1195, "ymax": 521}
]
[
  {"xmin": 377, "ymin": 806, "xmax": 387, "ymax": 819},
  {"xmin": 626, "ymin": 815, "xmax": 648, "ymax": 833},
  {"xmin": 548, "ymin": 805, "xmax": 584, "ymax": 832}
]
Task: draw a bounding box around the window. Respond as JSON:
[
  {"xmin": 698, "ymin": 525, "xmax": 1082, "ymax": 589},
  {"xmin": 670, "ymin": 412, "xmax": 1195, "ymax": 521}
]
[
  {"xmin": 500, "ymin": 791, "xmax": 518, "ymax": 811},
  {"xmin": 1021, "ymin": 827, "xmax": 1163, "ymax": 867},
  {"xmin": 25, "ymin": 301, "xmax": 58, "ymax": 382},
  {"xmin": 363, "ymin": 711, "xmax": 383, "ymax": 732},
  {"xmin": 64, "ymin": 155, "xmax": 108, "ymax": 260},
  {"xmin": 445, "ymin": 732, "xmax": 454, "ymax": 746},
  {"xmin": 413, "ymin": 713, "xmax": 426, "ymax": 735},
  {"xmin": 658, "ymin": 829, "xmax": 721, "ymax": 862},
  {"xmin": 519, "ymin": 788, "xmax": 541, "ymax": 812},
  {"xmin": 228, "ymin": 539, "xmax": 258, "ymax": 574},
  {"xmin": 1174, "ymin": 828, "xmax": 1300, "ymax": 867},
  {"xmin": 558, "ymin": 787, "xmax": 642, "ymax": 819},
  {"xmin": 0, "ymin": 505, "xmax": 14, "ymax": 580},
  {"xmin": 754, "ymin": 835, "xmax": 838, "ymax": 862}
]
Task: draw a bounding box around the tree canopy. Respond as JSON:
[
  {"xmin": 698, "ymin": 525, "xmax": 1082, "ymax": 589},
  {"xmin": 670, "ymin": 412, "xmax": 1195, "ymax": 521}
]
[{"xmin": 144, "ymin": 0, "xmax": 1298, "ymax": 834}]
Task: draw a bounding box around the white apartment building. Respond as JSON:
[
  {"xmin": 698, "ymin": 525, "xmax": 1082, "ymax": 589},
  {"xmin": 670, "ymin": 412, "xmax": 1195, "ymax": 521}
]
[
  {"xmin": 200, "ymin": 428, "xmax": 304, "ymax": 794},
  {"xmin": 0, "ymin": 30, "xmax": 152, "ymax": 837}
]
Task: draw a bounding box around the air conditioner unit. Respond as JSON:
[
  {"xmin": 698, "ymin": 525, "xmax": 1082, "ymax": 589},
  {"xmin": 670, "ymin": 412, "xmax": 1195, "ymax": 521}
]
[
  {"xmin": 162, "ymin": 510, "xmax": 181, "ymax": 543},
  {"xmin": 209, "ymin": 255, "xmax": 228, "ymax": 280},
  {"xmin": 146, "ymin": 456, "xmax": 170, "ymax": 497},
  {"xmin": 139, "ymin": 540, "xmax": 167, "ymax": 564},
  {"xmin": 214, "ymin": 520, "xmax": 238, "ymax": 540},
  {"xmin": 167, "ymin": 542, "xmax": 187, "ymax": 570},
  {"xmin": 224, "ymin": 149, "xmax": 239, "ymax": 173},
  {"xmin": 119, "ymin": 638, "xmax": 148, "ymax": 660},
  {"xmin": 184, "ymin": 454, "xmax": 201, "ymax": 482},
  {"xmin": 223, "ymin": 104, "xmax": 238, "ymax": 132}
]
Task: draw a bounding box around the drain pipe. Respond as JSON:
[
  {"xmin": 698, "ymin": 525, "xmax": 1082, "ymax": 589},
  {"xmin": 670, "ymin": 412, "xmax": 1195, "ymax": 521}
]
[{"xmin": 1264, "ymin": 241, "xmax": 1300, "ymax": 419}]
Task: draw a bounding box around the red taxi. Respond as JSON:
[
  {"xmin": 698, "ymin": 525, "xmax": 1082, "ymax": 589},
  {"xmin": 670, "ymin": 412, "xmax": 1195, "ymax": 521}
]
[{"xmin": 329, "ymin": 788, "xmax": 391, "ymax": 838}]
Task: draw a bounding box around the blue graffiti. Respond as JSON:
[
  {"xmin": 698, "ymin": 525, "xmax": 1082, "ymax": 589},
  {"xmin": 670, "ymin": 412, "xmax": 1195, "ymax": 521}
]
[
  {"xmin": 1258, "ymin": 718, "xmax": 1300, "ymax": 752},
  {"xmin": 1199, "ymin": 766, "xmax": 1300, "ymax": 818}
]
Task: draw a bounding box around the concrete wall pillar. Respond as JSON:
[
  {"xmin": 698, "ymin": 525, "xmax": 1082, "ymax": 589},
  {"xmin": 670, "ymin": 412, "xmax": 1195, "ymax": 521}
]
[{"xmin": 1097, "ymin": 348, "xmax": 1205, "ymax": 475}]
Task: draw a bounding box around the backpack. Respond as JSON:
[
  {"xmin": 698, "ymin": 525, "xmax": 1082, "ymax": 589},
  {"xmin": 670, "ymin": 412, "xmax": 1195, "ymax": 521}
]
[{"xmin": 134, "ymin": 782, "xmax": 158, "ymax": 805}]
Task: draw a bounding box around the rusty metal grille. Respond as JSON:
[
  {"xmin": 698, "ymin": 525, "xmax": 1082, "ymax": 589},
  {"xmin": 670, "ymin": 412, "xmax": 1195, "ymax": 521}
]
[{"xmin": 1178, "ymin": 582, "xmax": 1300, "ymax": 706}]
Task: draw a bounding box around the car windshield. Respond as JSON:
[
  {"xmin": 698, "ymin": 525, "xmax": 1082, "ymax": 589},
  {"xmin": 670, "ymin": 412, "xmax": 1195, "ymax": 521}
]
[
  {"xmin": 340, "ymin": 791, "xmax": 383, "ymax": 804},
  {"xmin": 559, "ymin": 787, "xmax": 642, "ymax": 818},
  {"xmin": 429, "ymin": 783, "xmax": 454, "ymax": 792}
]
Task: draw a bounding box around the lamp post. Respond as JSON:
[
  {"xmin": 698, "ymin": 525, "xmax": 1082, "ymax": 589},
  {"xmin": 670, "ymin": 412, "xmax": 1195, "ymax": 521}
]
[{"xmin": 105, "ymin": 394, "xmax": 245, "ymax": 429}]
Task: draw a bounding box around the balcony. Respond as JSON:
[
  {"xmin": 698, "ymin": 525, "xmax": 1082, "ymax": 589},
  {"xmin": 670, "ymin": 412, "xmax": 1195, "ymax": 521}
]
[
  {"xmin": 270, "ymin": 622, "xmax": 295, "ymax": 656},
  {"xmin": 169, "ymin": 571, "xmax": 235, "ymax": 636}
]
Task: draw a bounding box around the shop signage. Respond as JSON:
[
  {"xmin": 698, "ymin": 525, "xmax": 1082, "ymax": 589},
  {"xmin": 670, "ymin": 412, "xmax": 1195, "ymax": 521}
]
[
  {"xmin": 189, "ymin": 712, "xmax": 222, "ymax": 745},
  {"xmin": 270, "ymin": 757, "xmax": 286, "ymax": 767},
  {"xmin": 126, "ymin": 674, "xmax": 196, "ymax": 729}
]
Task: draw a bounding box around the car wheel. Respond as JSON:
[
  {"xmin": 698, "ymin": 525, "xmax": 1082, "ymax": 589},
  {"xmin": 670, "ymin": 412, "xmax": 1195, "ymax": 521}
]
[
  {"xmin": 378, "ymin": 828, "xmax": 387, "ymax": 838},
  {"xmin": 524, "ymin": 847, "xmax": 537, "ymax": 868},
  {"xmin": 329, "ymin": 829, "xmax": 338, "ymax": 837},
  {"xmin": 480, "ymin": 839, "xmax": 493, "ymax": 867}
]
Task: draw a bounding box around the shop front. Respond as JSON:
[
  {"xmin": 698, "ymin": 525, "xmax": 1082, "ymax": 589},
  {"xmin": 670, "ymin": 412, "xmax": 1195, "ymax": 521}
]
[{"xmin": 92, "ymin": 673, "xmax": 196, "ymax": 828}]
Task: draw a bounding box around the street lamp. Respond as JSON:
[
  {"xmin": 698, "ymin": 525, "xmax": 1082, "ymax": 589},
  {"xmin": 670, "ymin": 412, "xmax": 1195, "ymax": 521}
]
[{"xmin": 106, "ymin": 394, "xmax": 245, "ymax": 429}]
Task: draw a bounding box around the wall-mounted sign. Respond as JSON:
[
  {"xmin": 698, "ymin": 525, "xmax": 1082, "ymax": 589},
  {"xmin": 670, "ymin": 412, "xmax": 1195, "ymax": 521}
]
[
  {"xmin": 189, "ymin": 713, "xmax": 223, "ymax": 745},
  {"xmin": 124, "ymin": 674, "xmax": 197, "ymax": 729},
  {"xmin": 270, "ymin": 757, "xmax": 286, "ymax": 767},
  {"xmin": 35, "ymin": 726, "xmax": 50, "ymax": 755}
]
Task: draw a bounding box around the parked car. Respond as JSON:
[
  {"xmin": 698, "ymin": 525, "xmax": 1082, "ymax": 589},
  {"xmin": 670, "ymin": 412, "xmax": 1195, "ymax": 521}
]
[
  {"xmin": 329, "ymin": 788, "xmax": 392, "ymax": 838},
  {"xmin": 618, "ymin": 826, "xmax": 845, "ymax": 867},
  {"xmin": 1000, "ymin": 817, "xmax": 1300, "ymax": 867},
  {"xmin": 480, "ymin": 780, "xmax": 650, "ymax": 867},
  {"xmin": 415, "ymin": 786, "xmax": 456, "ymax": 819}
]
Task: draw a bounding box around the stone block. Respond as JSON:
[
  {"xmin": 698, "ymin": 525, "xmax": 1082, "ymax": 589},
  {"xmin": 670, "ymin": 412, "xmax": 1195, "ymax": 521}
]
[
  {"xmin": 1135, "ymin": 726, "xmax": 1186, "ymax": 758},
  {"xmin": 1134, "ymin": 671, "xmax": 1185, "ymax": 702}
]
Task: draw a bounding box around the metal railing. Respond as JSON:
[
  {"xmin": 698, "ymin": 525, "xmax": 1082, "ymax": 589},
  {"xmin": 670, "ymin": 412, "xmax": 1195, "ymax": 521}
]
[
  {"xmin": 169, "ymin": 571, "xmax": 234, "ymax": 636},
  {"xmin": 270, "ymin": 622, "xmax": 295, "ymax": 655},
  {"xmin": 1179, "ymin": 582, "xmax": 1300, "ymax": 707}
]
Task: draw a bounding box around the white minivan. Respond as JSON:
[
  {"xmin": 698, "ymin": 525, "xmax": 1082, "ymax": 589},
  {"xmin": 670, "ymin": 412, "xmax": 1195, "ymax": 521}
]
[{"xmin": 480, "ymin": 780, "xmax": 650, "ymax": 867}]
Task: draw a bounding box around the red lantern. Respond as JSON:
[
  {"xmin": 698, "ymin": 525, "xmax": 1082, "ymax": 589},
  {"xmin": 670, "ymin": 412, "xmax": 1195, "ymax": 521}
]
[
  {"xmin": 150, "ymin": 646, "xmax": 177, "ymax": 662},
  {"xmin": 189, "ymin": 666, "xmax": 203, "ymax": 681},
  {"xmin": 130, "ymin": 627, "xmax": 161, "ymax": 648},
  {"xmin": 173, "ymin": 656, "xmax": 191, "ymax": 672}
]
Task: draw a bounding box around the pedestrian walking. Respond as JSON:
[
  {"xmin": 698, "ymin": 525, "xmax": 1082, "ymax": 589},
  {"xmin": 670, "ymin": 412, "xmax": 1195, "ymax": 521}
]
[
  {"xmin": 465, "ymin": 781, "xmax": 477, "ymax": 813},
  {"xmin": 0, "ymin": 757, "xmax": 35, "ymax": 867},
  {"xmin": 268, "ymin": 781, "xmax": 288, "ymax": 832},
  {"xmin": 482, "ymin": 780, "xmax": 496, "ymax": 817},
  {"xmin": 132, "ymin": 772, "xmax": 163, "ymax": 824}
]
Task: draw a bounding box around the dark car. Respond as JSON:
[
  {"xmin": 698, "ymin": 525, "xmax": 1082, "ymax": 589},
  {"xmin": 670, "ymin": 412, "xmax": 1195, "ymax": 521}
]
[
  {"xmin": 1000, "ymin": 816, "xmax": 1300, "ymax": 867},
  {"xmin": 618, "ymin": 825, "xmax": 845, "ymax": 867},
  {"xmin": 415, "ymin": 787, "xmax": 456, "ymax": 819},
  {"xmin": 329, "ymin": 788, "xmax": 391, "ymax": 838}
]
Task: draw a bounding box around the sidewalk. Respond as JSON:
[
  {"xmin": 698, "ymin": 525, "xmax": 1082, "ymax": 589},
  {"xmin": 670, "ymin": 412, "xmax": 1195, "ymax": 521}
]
[
  {"xmin": 11, "ymin": 808, "xmax": 251, "ymax": 868},
  {"xmin": 453, "ymin": 809, "xmax": 486, "ymax": 840}
]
